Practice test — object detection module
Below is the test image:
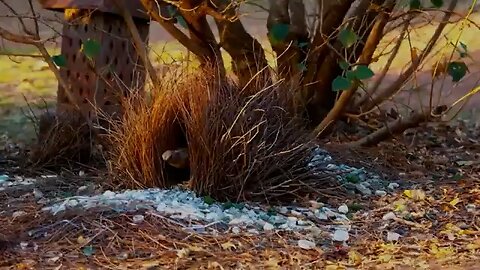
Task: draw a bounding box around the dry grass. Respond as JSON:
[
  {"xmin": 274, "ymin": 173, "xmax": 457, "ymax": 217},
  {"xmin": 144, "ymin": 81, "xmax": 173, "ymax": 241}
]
[
  {"xmin": 106, "ymin": 75, "xmax": 189, "ymax": 189},
  {"xmin": 107, "ymin": 68, "xmax": 339, "ymax": 202},
  {"xmin": 28, "ymin": 111, "xmax": 97, "ymax": 168},
  {"xmin": 174, "ymin": 71, "xmax": 339, "ymax": 202}
]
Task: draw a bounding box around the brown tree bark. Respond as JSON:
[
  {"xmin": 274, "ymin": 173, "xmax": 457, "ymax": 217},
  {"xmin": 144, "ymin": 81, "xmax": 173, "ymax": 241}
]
[{"xmin": 213, "ymin": 0, "xmax": 271, "ymax": 90}]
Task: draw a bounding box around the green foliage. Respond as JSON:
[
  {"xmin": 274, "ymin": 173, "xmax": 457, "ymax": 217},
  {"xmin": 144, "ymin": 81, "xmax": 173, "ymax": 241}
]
[
  {"xmin": 51, "ymin": 54, "xmax": 66, "ymax": 67},
  {"xmin": 410, "ymin": 0, "xmax": 422, "ymax": 9},
  {"xmin": 82, "ymin": 245, "xmax": 95, "ymax": 256},
  {"xmin": 167, "ymin": 5, "xmax": 188, "ymax": 29},
  {"xmin": 339, "ymin": 28, "xmax": 358, "ymax": 48},
  {"xmin": 269, "ymin": 23, "xmax": 290, "ymax": 45},
  {"xmin": 339, "ymin": 60, "xmax": 350, "ymax": 70},
  {"xmin": 430, "ymin": 0, "xmax": 444, "ymax": 8},
  {"xmin": 81, "ymin": 39, "xmax": 101, "ymax": 59},
  {"xmin": 332, "ymin": 76, "xmax": 352, "ymax": 91},
  {"xmin": 332, "ymin": 64, "xmax": 375, "ymax": 91},
  {"xmin": 447, "ymin": 61, "xmax": 468, "ymax": 82},
  {"xmin": 353, "ymin": 65, "xmax": 375, "ymax": 80},
  {"xmin": 203, "ymin": 195, "xmax": 215, "ymax": 205}
]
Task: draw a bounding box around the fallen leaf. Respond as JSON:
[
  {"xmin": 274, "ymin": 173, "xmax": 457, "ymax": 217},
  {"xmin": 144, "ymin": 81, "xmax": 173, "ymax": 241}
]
[
  {"xmin": 221, "ymin": 241, "xmax": 236, "ymax": 251},
  {"xmin": 348, "ymin": 250, "xmax": 363, "ymax": 265},
  {"xmin": 449, "ymin": 197, "xmax": 461, "ymax": 207},
  {"xmin": 403, "ymin": 189, "xmax": 426, "ymax": 201}
]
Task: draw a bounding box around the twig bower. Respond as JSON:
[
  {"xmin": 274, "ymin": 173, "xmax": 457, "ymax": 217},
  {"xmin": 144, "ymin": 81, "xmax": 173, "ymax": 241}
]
[{"xmin": 38, "ymin": 0, "xmax": 151, "ymax": 120}]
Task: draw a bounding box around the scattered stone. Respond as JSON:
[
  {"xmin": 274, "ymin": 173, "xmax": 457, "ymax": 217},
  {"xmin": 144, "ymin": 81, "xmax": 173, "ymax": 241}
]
[
  {"xmin": 387, "ymin": 231, "xmax": 401, "ymax": 241},
  {"xmin": 338, "ymin": 204, "xmax": 349, "ymax": 214},
  {"xmin": 263, "ymin": 222, "xmax": 274, "ymax": 231},
  {"xmin": 20, "ymin": 242, "xmax": 28, "ymax": 250},
  {"xmin": 78, "ymin": 170, "xmax": 85, "ymax": 177},
  {"xmin": 33, "ymin": 189, "xmax": 44, "ymax": 200},
  {"xmin": 309, "ymin": 200, "xmax": 323, "ymax": 209},
  {"xmin": 382, "ymin": 212, "xmax": 397, "ymax": 221},
  {"xmin": 232, "ymin": 227, "xmax": 241, "ymax": 234},
  {"xmin": 466, "ymin": 204, "xmax": 476, "ymax": 213},
  {"xmin": 278, "ymin": 206, "xmax": 289, "ymax": 214},
  {"xmin": 332, "ymin": 229, "xmax": 349, "ymax": 242},
  {"xmin": 12, "ymin": 210, "xmax": 27, "ymax": 218},
  {"xmin": 0, "ymin": 174, "xmax": 8, "ymax": 184},
  {"xmin": 132, "ymin": 215, "xmax": 144, "ymax": 224},
  {"xmin": 355, "ymin": 183, "xmax": 372, "ymax": 195},
  {"xmin": 375, "ymin": 190, "xmax": 387, "ymax": 196},
  {"xmin": 388, "ymin": 183, "xmax": 400, "ymax": 190},
  {"xmin": 247, "ymin": 229, "xmax": 259, "ymax": 235},
  {"xmin": 298, "ymin": 239, "xmax": 316, "ymax": 250},
  {"xmin": 315, "ymin": 210, "xmax": 328, "ymax": 220}
]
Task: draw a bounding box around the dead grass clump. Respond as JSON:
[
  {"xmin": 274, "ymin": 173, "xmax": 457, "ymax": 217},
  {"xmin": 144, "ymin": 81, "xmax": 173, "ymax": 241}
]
[
  {"xmin": 29, "ymin": 111, "xmax": 96, "ymax": 168},
  {"xmin": 175, "ymin": 72, "xmax": 338, "ymax": 202},
  {"xmin": 107, "ymin": 78, "xmax": 189, "ymax": 189}
]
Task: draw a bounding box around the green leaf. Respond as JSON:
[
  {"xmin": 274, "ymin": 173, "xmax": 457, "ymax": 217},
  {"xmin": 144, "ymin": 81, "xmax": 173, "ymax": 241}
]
[
  {"xmin": 82, "ymin": 245, "xmax": 95, "ymax": 257},
  {"xmin": 269, "ymin": 23, "xmax": 290, "ymax": 44},
  {"xmin": 297, "ymin": 41, "xmax": 309, "ymax": 48},
  {"xmin": 82, "ymin": 39, "xmax": 101, "ymax": 58},
  {"xmin": 345, "ymin": 173, "xmax": 360, "ymax": 183},
  {"xmin": 410, "ymin": 0, "xmax": 422, "ymax": 9},
  {"xmin": 430, "ymin": 0, "xmax": 443, "ymax": 8},
  {"xmin": 338, "ymin": 28, "xmax": 358, "ymax": 48},
  {"xmin": 203, "ymin": 195, "xmax": 215, "ymax": 205},
  {"xmin": 345, "ymin": 70, "xmax": 356, "ymax": 81},
  {"xmin": 447, "ymin": 61, "xmax": 468, "ymax": 82},
  {"xmin": 297, "ymin": 61, "xmax": 307, "ymax": 72},
  {"xmin": 52, "ymin": 54, "xmax": 66, "ymax": 67},
  {"xmin": 175, "ymin": 16, "xmax": 188, "ymax": 29},
  {"xmin": 332, "ymin": 76, "xmax": 352, "ymax": 91},
  {"xmin": 339, "ymin": 60, "xmax": 349, "ymax": 70},
  {"xmin": 354, "ymin": 65, "xmax": 375, "ymax": 80}
]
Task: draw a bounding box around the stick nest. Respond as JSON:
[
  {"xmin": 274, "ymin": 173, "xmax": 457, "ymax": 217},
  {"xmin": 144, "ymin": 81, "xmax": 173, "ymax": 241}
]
[{"xmin": 108, "ymin": 70, "xmax": 339, "ymax": 202}]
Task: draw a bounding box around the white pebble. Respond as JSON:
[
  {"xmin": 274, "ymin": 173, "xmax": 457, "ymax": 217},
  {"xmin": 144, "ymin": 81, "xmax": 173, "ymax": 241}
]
[
  {"xmin": 263, "ymin": 222, "xmax": 274, "ymax": 231},
  {"xmin": 375, "ymin": 190, "xmax": 387, "ymax": 196},
  {"xmin": 20, "ymin": 242, "xmax": 28, "ymax": 250},
  {"xmin": 33, "ymin": 189, "xmax": 44, "ymax": 199},
  {"xmin": 387, "ymin": 231, "xmax": 401, "ymax": 241},
  {"xmin": 466, "ymin": 204, "xmax": 476, "ymax": 213},
  {"xmin": 382, "ymin": 212, "xmax": 397, "ymax": 221},
  {"xmin": 388, "ymin": 183, "xmax": 399, "ymax": 190},
  {"xmin": 309, "ymin": 201, "xmax": 323, "ymax": 209},
  {"xmin": 332, "ymin": 229, "xmax": 349, "ymax": 242},
  {"xmin": 278, "ymin": 207, "xmax": 289, "ymax": 214},
  {"xmin": 132, "ymin": 214, "xmax": 144, "ymax": 224},
  {"xmin": 298, "ymin": 239, "xmax": 316, "ymax": 250},
  {"xmin": 232, "ymin": 227, "xmax": 241, "ymax": 234},
  {"xmin": 338, "ymin": 204, "xmax": 349, "ymax": 214},
  {"xmin": 79, "ymin": 170, "xmax": 85, "ymax": 177},
  {"xmin": 315, "ymin": 210, "xmax": 328, "ymax": 220},
  {"xmin": 12, "ymin": 210, "xmax": 26, "ymax": 218}
]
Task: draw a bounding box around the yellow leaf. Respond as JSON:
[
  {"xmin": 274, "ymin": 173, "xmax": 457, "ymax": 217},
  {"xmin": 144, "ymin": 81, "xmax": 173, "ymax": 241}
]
[
  {"xmin": 221, "ymin": 241, "xmax": 236, "ymax": 251},
  {"xmin": 449, "ymin": 197, "xmax": 461, "ymax": 207},
  {"xmin": 77, "ymin": 235, "xmax": 87, "ymax": 245},
  {"xmin": 378, "ymin": 254, "xmax": 392, "ymax": 263},
  {"xmin": 348, "ymin": 250, "xmax": 363, "ymax": 265},
  {"xmin": 176, "ymin": 248, "xmax": 190, "ymax": 258},
  {"xmin": 264, "ymin": 257, "xmax": 281, "ymax": 269},
  {"xmin": 207, "ymin": 261, "xmax": 224, "ymax": 269},
  {"xmin": 403, "ymin": 189, "xmax": 425, "ymax": 201},
  {"xmin": 466, "ymin": 239, "xmax": 480, "ymax": 250}
]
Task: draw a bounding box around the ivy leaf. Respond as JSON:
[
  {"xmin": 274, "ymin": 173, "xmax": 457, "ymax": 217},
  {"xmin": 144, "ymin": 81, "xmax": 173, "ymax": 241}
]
[
  {"xmin": 430, "ymin": 0, "xmax": 443, "ymax": 8},
  {"xmin": 345, "ymin": 70, "xmax": 356, "ymax": 81},
  {"xmin": 447, "ymin": 61, "xmax": 468, "ymax": 82},
  {"xmin": 175, "ymin": 16, "xmax": 188, "ymax": 29},
  {"xmin": 269, "ymin": 23, "xmax": 290, "ymax": 44},
  {"xmin": 339, "ymin": 60, "xmax": 349, "ymax": 70},
  {"xmin": 339, "ymin": 28, "xmax": 358, "ymax": 48},
  {"xmin": 410, "ymin": 0, "xmax": 422, "ymax": 9},
  {"xmin": 297, "ymin": 41, "xmax": 309, "ymax": 48},
  {"xmin": 297, "ymin": 61, "xmax": 307, "ymax": 72},
  {"xmin": 203, "ymin": 195, "xmax": 215, "ymax": 205},
  {"xmin": 82, "ymin": 245, "xmax": 95, "ymax": 257},
  {"xmin": 332, "ymin": 76, "xmax": 352, "ymax": 91},
  {"xmin": 52, "ymin": 54, "xmax": 67, "ymax": 67},
  {"xmin": 354, "ymin": 65, "xmax": 375, "ymax": 80},
  {"xmin": 81, "ymin": 39, "xmax": 101, "ymax": 58}
]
